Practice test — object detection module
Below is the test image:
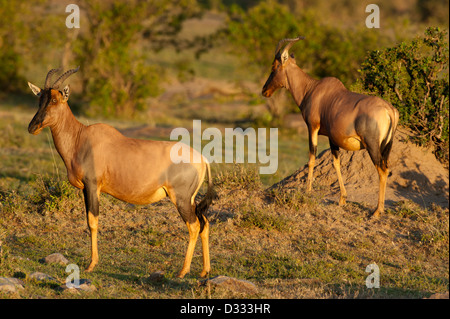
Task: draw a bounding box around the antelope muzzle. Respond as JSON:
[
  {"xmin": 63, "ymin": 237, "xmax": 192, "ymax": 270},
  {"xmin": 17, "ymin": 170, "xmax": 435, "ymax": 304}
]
[
  {"xmin": 28, "ymin": 114, "xmax": 45, "ymax": 135},
  {"xmin": 262, "ymin": 73, "xmax": 276, "ymax": 98}
]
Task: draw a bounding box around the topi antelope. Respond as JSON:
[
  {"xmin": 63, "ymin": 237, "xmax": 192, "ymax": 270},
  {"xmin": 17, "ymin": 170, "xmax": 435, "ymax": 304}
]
[
  {"xmin": 262, "ymin": 37, "xmax": 399, "ymax": 217},
  {"xmin": 27, "ymin": 67, "xmax": 215, "ymax": 278}
]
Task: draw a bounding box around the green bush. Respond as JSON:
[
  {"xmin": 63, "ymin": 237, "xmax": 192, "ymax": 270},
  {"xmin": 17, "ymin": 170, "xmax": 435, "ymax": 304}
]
[
  {"xmin": 73, "ymin": 1, "xmax": 161, "ymax": 118},
  {"xmin": 0, "ymin": 1, "xmax": 25, "ymax": 95},
  {"xmin": 31, "ymin": 178, "xmax": 80, "ymax": 214},
  {"xmin": 357, "ymin": 27, "xmax": 449, "ymax": 163},
  {"xmin": 73, "ymin": 0, "xmax": 200, "ymax": 118},
  {"xmin": 224, "ymin": 1, "xmax": 388, "ymax": 84},
  {"xmin": 221, "ymin": 1, "xmax": 387, "ymax": 124}
]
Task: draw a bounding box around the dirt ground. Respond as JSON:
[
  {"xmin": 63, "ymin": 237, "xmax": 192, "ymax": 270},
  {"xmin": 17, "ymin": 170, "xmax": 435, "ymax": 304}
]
[{"xmin": 271, "ymin": 127, "xmax": 449, "ymax": 212}]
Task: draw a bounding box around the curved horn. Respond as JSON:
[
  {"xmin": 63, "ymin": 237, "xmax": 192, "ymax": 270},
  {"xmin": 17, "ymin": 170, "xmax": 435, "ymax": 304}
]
[
  {"xmin": 44, "ymin": 68, "xmax": 61, "ymax": 89},
  {"xmin": 52, "ymin": 66, "xmax": 80, "ymax": 89},
  {"xmin": 274, "ymin": 36, "xmax": 305, "ymax": 56}
]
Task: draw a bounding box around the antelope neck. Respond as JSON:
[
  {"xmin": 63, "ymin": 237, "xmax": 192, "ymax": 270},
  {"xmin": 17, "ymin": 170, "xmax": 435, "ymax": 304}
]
[
  {"xmin": 49, "ymin": 103, "xmax": 85, "ymax": 168},
  {"xmin": 285, "ymin": 65, "xmax": 317, "ymax": 109}
]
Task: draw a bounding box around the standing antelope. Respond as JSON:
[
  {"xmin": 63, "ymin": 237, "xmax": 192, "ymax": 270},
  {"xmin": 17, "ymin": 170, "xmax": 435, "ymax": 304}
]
[
  {"xmin": 27, "ymin": 67, "xmax": 215, "ymax": 278},
  {"xmin": 262, "ymin": 37, "xmax": 399, "ymax": 217}
]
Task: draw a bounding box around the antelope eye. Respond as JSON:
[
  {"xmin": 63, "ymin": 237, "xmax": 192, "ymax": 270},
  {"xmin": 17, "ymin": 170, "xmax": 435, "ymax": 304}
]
[{"xmin": 52, "ymin": 99, "xmax": 57, "ymax": 103}]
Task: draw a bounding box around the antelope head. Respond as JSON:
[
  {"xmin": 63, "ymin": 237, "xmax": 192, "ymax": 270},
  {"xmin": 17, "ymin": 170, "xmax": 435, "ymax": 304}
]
[
  {"xmin": 27, "ymin": 67, "xmax": 79, "ymax": 135},
  {"xmin": 262, "ymin": 36, "xmax": 304, "ymax": 98}
]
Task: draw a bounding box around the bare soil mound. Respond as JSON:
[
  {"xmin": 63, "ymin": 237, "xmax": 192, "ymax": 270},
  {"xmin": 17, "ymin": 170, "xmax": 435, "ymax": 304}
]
[{"xmin": 269, "ymin": 128, "xmax": 449, "ymax": 210}]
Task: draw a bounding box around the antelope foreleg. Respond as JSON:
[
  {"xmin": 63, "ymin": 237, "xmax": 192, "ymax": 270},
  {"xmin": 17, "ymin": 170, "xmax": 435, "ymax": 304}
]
[
  {"xmin": 330, "ymin": 141, "xmax": 347, "ymax": 206},
  {"xmin": 86, "ymin": 212, "xmax": 99, "ymax": 272},
  {"xmin": 83, "ymin": 184, "xmax": 100, "ymax": 272},
  {"xmin": 307, "ymin": 153, "xmax": 315, "ymax": 191},
  {"xmin": 306, "ymin": 127, "xmax": 319, "ymax": 191}
]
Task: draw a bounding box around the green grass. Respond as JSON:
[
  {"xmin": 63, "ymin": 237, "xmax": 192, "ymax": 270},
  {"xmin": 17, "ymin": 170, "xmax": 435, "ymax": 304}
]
[
  {"xmin": 1, "ymin": 170, "xmax": 448, "ymax": 299},
  {"xmin": 1, "ymin": 94, "xmax": 448, "ymax": 299},
  {"xmin": 2, "ymin": 6, "xmax": 448, "ymax": 300}
]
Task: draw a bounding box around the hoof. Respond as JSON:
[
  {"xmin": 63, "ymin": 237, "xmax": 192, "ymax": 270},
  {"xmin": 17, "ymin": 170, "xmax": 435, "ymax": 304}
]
[
  {"xmin": 370, "ymin": 210, "xmax": 381, "ymax": 219},
  {"xmin": 199, "ymin": 270, "xmax": 210, "ymax": 278},
  {"xmin": 85, "ymin": 263, "xmax": 97, "ymax": 272}
]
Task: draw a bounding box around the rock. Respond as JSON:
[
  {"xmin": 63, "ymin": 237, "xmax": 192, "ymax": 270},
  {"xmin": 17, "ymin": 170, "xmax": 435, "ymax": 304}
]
[
  {"xmin": 0, "ymin": 282, "xmax": 17, "ymax": 293},
  {"xmin": 199, "ymin": 275, "xmax": 258, "ymax": 295},
  {"xmin": 28, "ymin": 272, "xmax": 58, "ymax": 283},
  {"xmin": 147, "ymin": 270, "xmax": 165, "ymax": 283},
  {"xmin": 40, "ymin": 253, "xmax": 69, "ymax": 265},
  {"xmin": 269, "ymin": 128, "xmax": 449, "ymax": 210},
  {"xmin": 0, "ymin": 277, "xmax": 25, "ymax": 293},
  {"xmin": 78, "ymin": 279, "xmax": 96, "ymax": 292},
  {"xmin": 59, "ymin": 279, "xmax": 97, "ymax": 293},
  {"xmin": 1, "ymin": 277, "xmax": 25, "ymax": 287},
  {"xmin": 426, "ymin": 291, "xmax": 449, "ymax": 299}
]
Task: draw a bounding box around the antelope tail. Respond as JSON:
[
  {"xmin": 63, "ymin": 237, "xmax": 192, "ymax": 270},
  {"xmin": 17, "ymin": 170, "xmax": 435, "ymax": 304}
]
[
  {"xmin": 380, "ymin": 107, "xmax": 399, "ymax": 170},
  {"xmin": 195, "ymin": 161, "xmax": 217, "ymax": 233}
]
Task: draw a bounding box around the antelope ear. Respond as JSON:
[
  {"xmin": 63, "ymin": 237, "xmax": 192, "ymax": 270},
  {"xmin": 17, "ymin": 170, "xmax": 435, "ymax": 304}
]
[
  {"xmin": 62, "ymin": 84, "xmax": 70, "ymax": 101},
  {"xmin": 280, "ymin": 50, "xmax": 290, "ymax": 65},
  {"xmin": 28, "ymin": 82, "xmax": 42, "ymax": 97}
]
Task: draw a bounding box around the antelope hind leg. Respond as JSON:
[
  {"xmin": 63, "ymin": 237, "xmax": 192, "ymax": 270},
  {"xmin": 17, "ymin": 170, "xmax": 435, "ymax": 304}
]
[
  {"xmin": 199, "ymin": 217, "xmax": 210, "ymax": 278},
  {"xmin": 178, "ymin": 219, "xmax": 200, "ymax": 278},
  {"xmin": 372, "ymin": 166, "xmax": 388, "ymax": 218}
]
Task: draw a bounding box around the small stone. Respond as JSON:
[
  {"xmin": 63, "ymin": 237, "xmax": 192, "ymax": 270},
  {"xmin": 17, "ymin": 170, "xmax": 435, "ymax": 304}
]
[
  {"xmin": 78, "ymin": 279, "xmax": 96, "ymax": 292},
  {"xmin": 0, "ymin": 282, "xmax": 17, "ymax": 293},
  {"xmin": 426, "ymin": 292, "xmax": 449, "ymax": 299},
  {"xmin": 145, "ymin": 270, "xmax": 165, "ymax": 283},
  {"xmin": 40, "ymin": 253, "xmax": 69, "ymax": 265},
  {"xmin": 59, "ymin": 279, "xmax": 96, "ymax": 293},
  {"xmin": 0, "ymin": 277, "xmax": 25, "ymax": 293},
  {"xmin": 28, "ymin": 272, "xmax": 58, "ymax": 283},
  {"xmin": 1, "ymin": 277, "xmax": 25, "ymax": 287},
  {"xmin": 199, "ymin": 275, "xmax": 257, "ymax": 295}
]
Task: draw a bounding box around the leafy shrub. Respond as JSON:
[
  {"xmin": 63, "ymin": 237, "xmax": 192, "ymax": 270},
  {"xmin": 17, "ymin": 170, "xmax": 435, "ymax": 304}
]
[
  {"xmin": 73, "ymin": 1, "xmax": 160, "ymax": 118},
  {"xmin": 31, "ymin": 177, "xmax": 80, "ymax": 214},
  {"xmin": 0, "ymin": 1, "xmax": 25, "ymax": 95},
  {"xmin": 0, "ymin": 190, "xmax": 26, "ymax": 215},
  {"xmin": 221, "ymin": 1, "xmax": 387, "ymax": 123},
  {"xmin": 356, "ymin": 27, "xmax": 449, "ymax": 164},
  {"xmin": 73, "ymin": 0, "xmax": 200, "ymax": 118},
  {"xmin": 0, "ymin": 48, "xmax": 24, "ymax": 95}
]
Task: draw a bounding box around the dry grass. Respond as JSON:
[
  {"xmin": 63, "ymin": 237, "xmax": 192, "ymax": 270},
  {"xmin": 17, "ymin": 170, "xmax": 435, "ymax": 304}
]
[
  {"xmin": 0, "ymin": 104, "xmax": 448, "ymax": 300},
  {"xmin": 211, "ymin": 170, "xmax": 448, "ymax": 298},
  {"xmin": 3, "ymin": 161, "xmax": 447, "ymax": 299}
]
